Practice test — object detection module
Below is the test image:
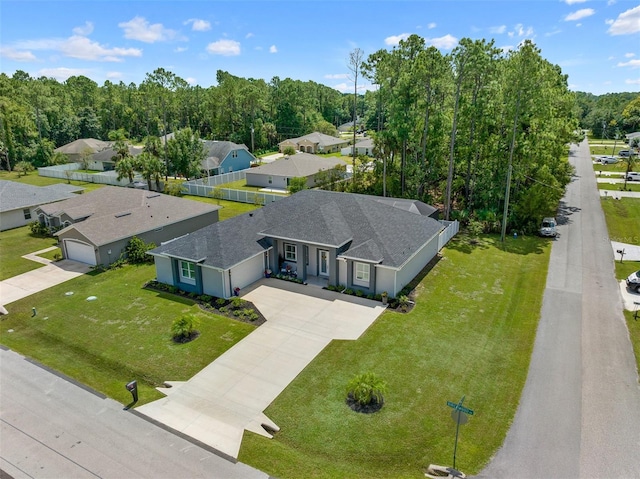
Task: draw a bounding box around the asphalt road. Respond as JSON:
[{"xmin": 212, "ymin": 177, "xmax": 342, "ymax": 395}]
[
  {"xmin": 478, "ymin": 138, "xmax": 640, "ymax": 478},
  {"xmin": 0, "ymin": 347, "xmax": 269, "ymax": 479}
]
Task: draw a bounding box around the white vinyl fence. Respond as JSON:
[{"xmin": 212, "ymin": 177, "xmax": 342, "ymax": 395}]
[
  {"xmin": 38, "ymin": 164, "xmax": 131, "ymax": 187},
  {"xmin": 182, "ymin": 172, "xmax": 286, "ymax": 205},
  {"xmin": 438, "ymin": 220, "xmax": 459, "ymax": 250}
]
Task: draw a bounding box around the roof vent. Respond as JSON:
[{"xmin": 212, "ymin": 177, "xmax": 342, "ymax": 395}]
[
  {"xmin": 249, "ymin": 213, "xmax": 253, "ymax": 217},
  {"xmin": 146, "ymin": 193, "xmax": 161, "ymax": 199},
  {"xmin": 115, "ymin": 212, "xmax": 131, "ymax": 218}
]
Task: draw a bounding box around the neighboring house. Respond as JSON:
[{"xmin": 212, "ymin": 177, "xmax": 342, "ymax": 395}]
[
  {"xmin": 149, "ymin": 189, "xmax": 447, "ymax": 299},
  {"xmin": 341, "ymin": 137, "xmax": 375, "ymax": 157},
  {"xmin": 54, "ymin": 138, "xmax": 112, "ymax": 163},
  {"xmin": 245, "ymin": 153, "xmax": 346, "ymax": 189},
  {"xmin": 88, "ymin": 145, "xmax": 143, "ymax": 171},
  {"xmin": 337, "ymin": 117, "xmax": 364, "ymax": 133},
  {"xmin": 201, "ymin": 140, "xmax": 255, "ymax": 176},
  {"xmin": 0, "ymin": 180, "xmax": 84, "ymax": 231},
  {"xmin": 279, "ymin": 132, "xmax": 349, "ymax": 154},
  {"xmin": 35, "ymin": 186, "xmax": 220, "ymax": 266}
]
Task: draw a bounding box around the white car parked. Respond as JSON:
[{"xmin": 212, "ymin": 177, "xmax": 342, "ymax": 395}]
[
  {"xmin": 626, "ymin": 172, "xmax": 640, "ymax": 181},
  {"xmin": 598, "ymin": 156, "xmax": 619, "ymax": 164}
]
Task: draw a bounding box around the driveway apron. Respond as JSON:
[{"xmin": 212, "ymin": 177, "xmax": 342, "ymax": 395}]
[{"xmin": 136, "ymin": 283, "xmax": 386, "ymax": 459}]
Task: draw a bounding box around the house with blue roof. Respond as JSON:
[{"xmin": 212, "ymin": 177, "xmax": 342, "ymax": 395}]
[{"xmin": 149, "ymin": 190, "xmax": 453, "ymax": 299}]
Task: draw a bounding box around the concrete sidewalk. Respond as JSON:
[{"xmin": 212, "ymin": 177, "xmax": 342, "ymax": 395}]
[
  {"xmin": 0, "ymin": 249, "xmax": 91, "ymax": 308},
  {"xmin": 136, "ymin": 282, "xmax": 386, "ymax": 459}
]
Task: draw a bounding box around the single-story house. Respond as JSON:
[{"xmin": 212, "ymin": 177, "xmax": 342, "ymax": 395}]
[
  {"xmin": 0, "ymin": 180, "xmax": 84, "ymax": 231},
  {"xmin": 88, "ymin": 145, "xmax": 143, "ymax": 171},
  {"xmin": 337, "ymin": 117, "xmax": 364, "ymax": 133},
  {"xmin": 279, "ymin": 132, "xmax": 349, "ymax": 154},
  {"xmin": 245, "ymin": 153, "xmax": 346, "ymax": 189},
  {"xmin": 54, "ymin": 138, "xmax": 112, "ymax": 163},
  {"xmin": 149, "ymin": 189, "xmax": 448, "ymax": 299},
  {"xmin": 341, "ymin": 137, "xmax": 375, "ymax": 157},
  {"xmin": 35, "ymin": 186, "xmax": 220, "ymax": 266},
  {"xmin": 201, "ymin": 140, "xmax": 255, "ymax": 176}
]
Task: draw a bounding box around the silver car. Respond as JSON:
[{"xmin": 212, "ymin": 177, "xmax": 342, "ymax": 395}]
[{"xmin": 539, "ymin": 217, "xmax": 557, "ymax": 237}]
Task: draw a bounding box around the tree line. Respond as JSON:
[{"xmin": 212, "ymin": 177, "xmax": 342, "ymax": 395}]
[{"xmin": 1, "ymin": 34, "xmax": 638, "ymax": 233}]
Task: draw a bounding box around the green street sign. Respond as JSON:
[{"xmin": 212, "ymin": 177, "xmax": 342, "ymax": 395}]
[{"xmin": 447, "ymin": 400, "xmax": 474, "ymax": 415}]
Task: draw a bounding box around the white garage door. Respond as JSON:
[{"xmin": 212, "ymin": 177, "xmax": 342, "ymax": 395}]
[{"xmin": 64, "ymin": 240, "xmax": 97, "ymax": 265}]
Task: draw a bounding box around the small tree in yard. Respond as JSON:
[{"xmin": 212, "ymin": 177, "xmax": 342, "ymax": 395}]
[
  {"xmin": 171, "ymin": 314, "xmax": 200, "ymax": 343},
  {"xmin": 125, "ymin": 236, "xmax": 156, "ymax": 264},
  {"xmin": 282, "ymin": 146, "xmax": 296, "ymax": 156},
  {"xmin": 346, "ymin": 372, "xmax": 386, "ymax": 413},
  {"xmin": 288, "ymin": 176, "xmax": 307, "ymax": 194}
]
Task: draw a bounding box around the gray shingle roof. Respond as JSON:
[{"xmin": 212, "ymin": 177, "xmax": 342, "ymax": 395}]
[
  {"xmin": 46, "ymin": 186, "xmax": 219, "ymax": 246},
  {"xmin": 279, "ymin": 132, "xmax": 348, "ymax": 148},
  {"xmin": 150, "ymin": 190, "xmax": 443, "ymax": 270},
  {"xmin": 0, "ymin": 180, "xmax": 84, "ymax": 213},
  {"xmin": 54, "ymin": 138, "xmax": 112, "ymax": 155},
  {"xmin": 247, "ymin": 153, "xmax": 345, "ymax": 178},
  {"xmin": 91, "ymin": 145, "xmax": 143, "ymax": 162}
]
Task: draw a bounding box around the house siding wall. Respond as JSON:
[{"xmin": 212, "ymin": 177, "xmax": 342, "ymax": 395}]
[
  {"xmin": 229, "ymin": 253, "xmax": 265, "ymax": 297},
  {"xmin": 154, "ymin": 256, "xmax": 173, "ymax": 284},
  {"xmin": 219, "ymin": 150, "xmax": 253, "ymax": 174},
  {"xmin": 374, "ymin": 267, "xmax": 396, "ymax": 296},
  {"xmin": 201, "ymin": 267, "xmax": 225, "ymax": 298},
  {"xmin": 394, "ymin": 233, "xmax": 440, "ymax": 295},
  {"xmin": 0, "ymin": 208, "xmax": 34, "ymax": 231}
]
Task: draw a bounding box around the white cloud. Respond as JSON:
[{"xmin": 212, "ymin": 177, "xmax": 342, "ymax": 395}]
[
  {"xmin": 625, "ymin": 52, "xmax": 636, "ymax": 58},
  {"xmin": 174, "ymin": 46, "xmax": 188, "ymax": 53},
  {"xmin": 185, "ymin": 77, "xmax": 197, "ymax": 85},
  {"xmin": 206, "ymin": 39, "xmax": 241, "ymax": 56},
  {"xmin": 106, "ymin": 71, "xmax": 123, "ymax": 79},
  {"xmin": 618, "ymin": 59, "xmax": 640, "ymax": 68},
  {"xmin": 607, "ymin": 5, "xmax": 640, "ymax": 35},
  {"xmin": 60, "ymin": 36, "xmax": 142, "ymax": 61},
  {"xmin": 545, "ymin": 28, "xmax": 563, "ymax": 36},
  {"xmin": 490, "ymin": 25, "xmax": 507, "ymax": 34},
  {"xmin": 427, "ymin": 22, "xmax": 437, "ymax": 29},
  {"xmin": 508, "ymin": 24, "xmax": 535, "ymax": 38},
  {"xmin": 0, "ymin": 47, "xmax": 37, "ymax": 61},
  {"xmin": 38, "ymin": 67, "xmax": 92, "ymax": 81},
  {"xmin": 426, "ymin": 34, "xmax": 458, "ymax": 50},
  {"xmin": 333, "ymin": 82, "xmax": 349, "ymax": 93},
  {"xmin": 564, "ymin": 8, "xmax": 595, "ymax": 21},
  {"xmin": 185, "ymin": 18, "xmax": 211, "ymax": 32},
  {"xmin": 119, "ymin": 16, "xmax": 178, "ymax": 43},
  {"xmin": 73, "ymin": 21, "xmax": 94, "ymax": 36},
  {"xmin": 246, "ymin": 32, "xmax": 254, "ymax": 39},
  {"xmin": 269, "ymin": 45, "xmax": 278, "ymax": 53},
  {"xmin": 564, "ymin": 0, "xmax": 587, "ymax": 4},
  {"xmin": 325, "ymin": 73, "xmax": 349, "ymax": 80},
  {"xmin": 384, "ymin": 33, "xmax": 411, "ymax": 45},
  {"xmin": 626, "ymin": 78, "xmax": 640, "ymax": 85}
]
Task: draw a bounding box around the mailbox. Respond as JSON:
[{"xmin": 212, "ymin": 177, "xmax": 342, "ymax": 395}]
[{"xmin": 126, "ymin": 380, "xmax": 138, "ymax": 402}]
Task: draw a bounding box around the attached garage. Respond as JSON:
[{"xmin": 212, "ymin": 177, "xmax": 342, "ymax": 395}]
[{"xmin": 63, "ymin": 239, "xmax": 97, "ymax": 265}]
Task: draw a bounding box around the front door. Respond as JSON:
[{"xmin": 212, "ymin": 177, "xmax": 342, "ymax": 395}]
[{"xmin": 319, "ymin": 250, "xmax": 329, "ymax": 277}]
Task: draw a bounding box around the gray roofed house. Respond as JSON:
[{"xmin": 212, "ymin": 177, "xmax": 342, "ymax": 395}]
[
  {"xmin": 35, "ymin": 186, "xmax": 220, "ymax": 267},
  {"xmin": 54, "ymin": 138, "xmax": 112, "ymax": 162},
  {"xmin": 200, "ymin": 140, "xmax": 255, "ymax": 175},
  {"xmin": 0, "ymin": 180, "xmax": 84, "ymax": 231},
  {"xmin": 88, "ymin": 145, "xmax": 144, "ymax": 171},
  {"xmin": 149, "ymin": 189, "xmax": 454, "ymax": 299},
  {"xmin": 245, "ymin": 153, "xmax": 346, "ymax": 190},
  {"xmin": 278, "ymin": 132, "xmax": 349, "ymax": 154},
  {"xmin": 341, "ymin": 137, "xmax": 375, "ymax": 157}
]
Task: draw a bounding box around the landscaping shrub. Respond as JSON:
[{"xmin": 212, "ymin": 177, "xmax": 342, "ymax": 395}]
[
  {"xmin": 346, "ymin": 372, "xmax": 386, "ymax": 413},
  {"xmin": 216, "ymin": 298, "xmax": 227, "ymax": 307},
  {"xmin": 29, "ymin": 221, "xmax": 50, "ymax": 237},
  {"xmin": 125, "ymin": 236, "xmax": 156, "ymax": 264},
  {"xmin": 170, "ymin": 314, "xmax": 200, "ymax": 343},
  {"xmin": 231, "ymin": 297, "xmax": 245, "ymax": 309}
]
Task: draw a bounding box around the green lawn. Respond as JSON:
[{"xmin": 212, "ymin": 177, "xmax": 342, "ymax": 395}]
[
  {"xmin": 0, "ymin": 226, "xmax": 58, "ymax": 280},
  {"xmin": 239, "ymin": 234, "xmax": 551, "ymax": 478},
  {"xmin": 183, "ymin": 195, "xmax": 261, "ymax": 221},
  {"xmin": 601, "ymin": 197, "xmax": 640, "ymax": 244},
  {"xmin": 0, "ymin": 170, "xmax": 105, "ymax": 192},
  {"xmin": 0, "ymin": 263, "xmax": 255, "ymax": 405},
  {"xmin": 597, "ymin": 183, "xmax": 640, "ymax": 192}
]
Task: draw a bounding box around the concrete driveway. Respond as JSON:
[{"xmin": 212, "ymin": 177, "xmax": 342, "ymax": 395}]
[
  {"xmin": 136, "ymin": 281, "xmax": 386, "ymax": 459},
  {"xmin": 0, "ymin": 247, "xmax": 91, "ymax": 308}
]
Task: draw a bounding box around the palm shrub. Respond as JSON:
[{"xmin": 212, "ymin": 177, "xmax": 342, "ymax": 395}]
[
  {"xmin": 171, "ymin": 314, "xmax": 200, "ymax": 343},
  {"xmin": 346, "ymin": 372, "xmax": 386, "ymax": 407}
]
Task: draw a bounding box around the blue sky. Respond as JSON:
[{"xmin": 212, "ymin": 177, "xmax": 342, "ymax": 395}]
[{"xmin": 1, "ymin": 0, "xmax": 638, "ymax": 95}]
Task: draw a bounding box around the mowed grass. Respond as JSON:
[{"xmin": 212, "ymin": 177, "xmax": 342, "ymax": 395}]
[
  {"xmin": 601, "ymin": 197, "xmax": 640, "ymax": 245},
  {"xmin": 597, "ymin": 183, "xmax": 640, "ymax": 192},
  {"xmin": 0, "ymin": 264, "xmax": 256, "ymax": 405},
  {"xmin": 183, "ymin": 195, "xmax": 261, "ymax": 221},
  {"xmin": 0, "ymin": 226, "xmax": 58, "ymax": 280},
  {"xmin": 0, "ymin": 170, "xmax": 105, "ymax": 192},
  {"xmin": 239, "ymin": 235, "xmax": 550, "ymax": 478}
]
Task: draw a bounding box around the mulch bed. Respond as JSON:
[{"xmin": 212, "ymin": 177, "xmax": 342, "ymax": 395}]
[
  {"xmin": 346, "ymin": 393, "xmax": 384, "ymax": 414},
  {"xmin": 144, "ymin": 281, "xmax": 267, "ymax": 326}
]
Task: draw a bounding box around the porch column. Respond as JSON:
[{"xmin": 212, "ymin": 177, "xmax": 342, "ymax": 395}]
[
  {"xmin": 298, "ymin": 242, "xmax": 307, "ymax": 281},
  {"xmin": 329, "ymin": 249, "xmax": 338, "ymax": 286}
]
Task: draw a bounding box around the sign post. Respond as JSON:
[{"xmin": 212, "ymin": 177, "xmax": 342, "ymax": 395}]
[{"xmin": 446, "ymin": 396, "xmax": 474, "ymax": 470}]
